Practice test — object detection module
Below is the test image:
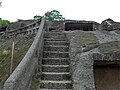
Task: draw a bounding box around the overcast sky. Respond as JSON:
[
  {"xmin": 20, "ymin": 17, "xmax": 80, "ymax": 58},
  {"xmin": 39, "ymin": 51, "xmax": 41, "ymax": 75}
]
[{"xmin": 0, "ymin": 0, "xmax": 120, "ymax": 23}]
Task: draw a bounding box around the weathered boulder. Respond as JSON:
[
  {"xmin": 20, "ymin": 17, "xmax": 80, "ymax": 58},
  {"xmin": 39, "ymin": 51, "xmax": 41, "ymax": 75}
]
[{"xmin": 100, "ymin": 18, "xmax": 120, "ymax": 31}]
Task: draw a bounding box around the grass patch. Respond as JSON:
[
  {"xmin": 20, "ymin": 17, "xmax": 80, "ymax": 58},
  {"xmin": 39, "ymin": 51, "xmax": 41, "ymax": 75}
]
[
  {"xmin": 30, "ymin": 78, "xmax": 40, "ymax": 89},
  {"xmin": 0, "ymin": 47, "xmax": 30, "ymax": 85}
]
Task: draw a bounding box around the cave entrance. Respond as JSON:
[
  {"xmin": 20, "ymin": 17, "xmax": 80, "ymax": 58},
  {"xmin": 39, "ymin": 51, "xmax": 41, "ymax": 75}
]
[
  {"xmin": 94, "ymin": 63, "xmax": 120, "ymax": 90},
  {"xmin": 65, "ymin": 22, "xmax": 93, "ymax": 31}
]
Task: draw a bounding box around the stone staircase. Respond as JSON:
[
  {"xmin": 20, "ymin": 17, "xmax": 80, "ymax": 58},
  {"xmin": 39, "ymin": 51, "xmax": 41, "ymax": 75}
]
[{"xmin": 40, "ymin": 31, "xmax": 73, "ymax": 90}]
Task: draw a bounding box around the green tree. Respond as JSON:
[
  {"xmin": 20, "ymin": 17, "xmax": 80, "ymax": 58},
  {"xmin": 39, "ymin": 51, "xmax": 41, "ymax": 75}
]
[
  {"xmin": 34, "ymin": 15, "xmax": 41, "ymax": 20},
  {"xmin": 44, "ymin": 10, "xmax": 65, "ymax": 21},
  {"xmin": 0, "ymin": 18, "xmax": 10, "ymax": 26}
]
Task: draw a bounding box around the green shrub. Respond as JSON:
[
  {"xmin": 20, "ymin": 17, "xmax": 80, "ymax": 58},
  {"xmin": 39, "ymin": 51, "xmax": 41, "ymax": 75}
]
[{"xmin": 0, "ymin": 19, "xmax": 10, "ymax": 26}]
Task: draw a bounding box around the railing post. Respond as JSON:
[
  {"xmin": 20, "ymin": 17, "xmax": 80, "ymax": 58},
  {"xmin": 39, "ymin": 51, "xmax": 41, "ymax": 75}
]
[{"xmin": 10, "ymin": 35, "xmax": 15, "ymax": 75}]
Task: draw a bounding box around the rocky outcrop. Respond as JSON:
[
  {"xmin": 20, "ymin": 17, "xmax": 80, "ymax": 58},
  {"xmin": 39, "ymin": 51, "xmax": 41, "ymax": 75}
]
[
  {"xmin": 0, "ymin": 26, "xmax": 7, "ymax": 32},
  {"xmin": 6, "ymin": 20, "xmax": 35, "ymax": 30},
  {"xmin": 100, "ymin": 18, "xmax": 120, "ymax": 31},
  {"xmin": 65, "ymin": 31, "xmax": 98, "ymax": 90},
  {"xmin": 46, "ymin": 21, "xmax": 64, "ymax": 31},
  {"xmin": 64, "ymin": 30, "xmax": 120, "ymax": 90}
]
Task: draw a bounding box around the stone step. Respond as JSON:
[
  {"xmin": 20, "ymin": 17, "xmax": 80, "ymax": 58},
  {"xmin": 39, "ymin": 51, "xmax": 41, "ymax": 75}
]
[
  {"xmin": 42, "ymin": 58, "xmax": 70, "ymax": 65},
  {"xmin": 43, "ymin": 51, "xmax": 69, "ymax": 58},
  {"xmin": 0, "ymin": 87, "xmax": 3, "ymax": 90},
  {"xmin": 44, "ymin": 41, "xmax": 69, "ymax": 46},
  {"xmin": 42, "ymin": 65, "xmax": 69, "ymax": 72},
  {"xmin": 41, "ymin": 72, "xmax": 71, "ymax": 81},
  {"xmin": 40, "ymin": 80, "xmax": 72, "ymax": 89},
  {"xmin": 43, "ymin": 46, "xmax": 69, "ymax": 52},
  {"xmin": 45, "ymin": 32, "xmax": 65, "ymax": 36},
  {"xmin": 40, "ymin": 89, "xmax": 73, "ymax": 90},
  {"xmin": 44, "ymin": 34, "xmax": 66, "ymax": 39},
  {"xmin": 44, "ymin": 38, "xmax": 67, "ymax": 41},
  {"xmin": 40, "ymin": 32, "xmax": 72, "ymax": 89},
  {"xmin": 47, "ymin": 30, "xmax": 61, "ymax": 32}
]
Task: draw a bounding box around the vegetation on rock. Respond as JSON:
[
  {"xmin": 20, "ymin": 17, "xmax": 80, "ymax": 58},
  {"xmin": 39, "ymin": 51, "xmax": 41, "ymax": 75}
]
[
  {"xmin": 34, "ymin": 15, "xmax": 41, "ymax": 20},
  {"xmin": 44, "ymin": 10, "xmax": 65, "ymax": 21},
  {"xmin": 0, "ymin": 18, "xmax": 10, "ymax": 26}
]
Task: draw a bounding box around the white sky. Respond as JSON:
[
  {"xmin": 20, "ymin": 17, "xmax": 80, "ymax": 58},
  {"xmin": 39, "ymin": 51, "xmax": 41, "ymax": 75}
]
[{"xmin": 0, "ymin": 0, "xmax": 120, "ymax": 23}]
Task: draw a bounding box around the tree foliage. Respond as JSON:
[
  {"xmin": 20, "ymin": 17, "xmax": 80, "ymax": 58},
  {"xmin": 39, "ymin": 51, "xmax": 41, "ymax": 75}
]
[
  {"xmin": 0, "ymin": 18, "xmax": 10, "ymax": 26},
  {"xmin": 44, "ymin": 10, "xmax": 65, "ymax": 21},
  {"xmin": 34, "ymin": 15, "xmax": 41, "ymax": 20}
]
